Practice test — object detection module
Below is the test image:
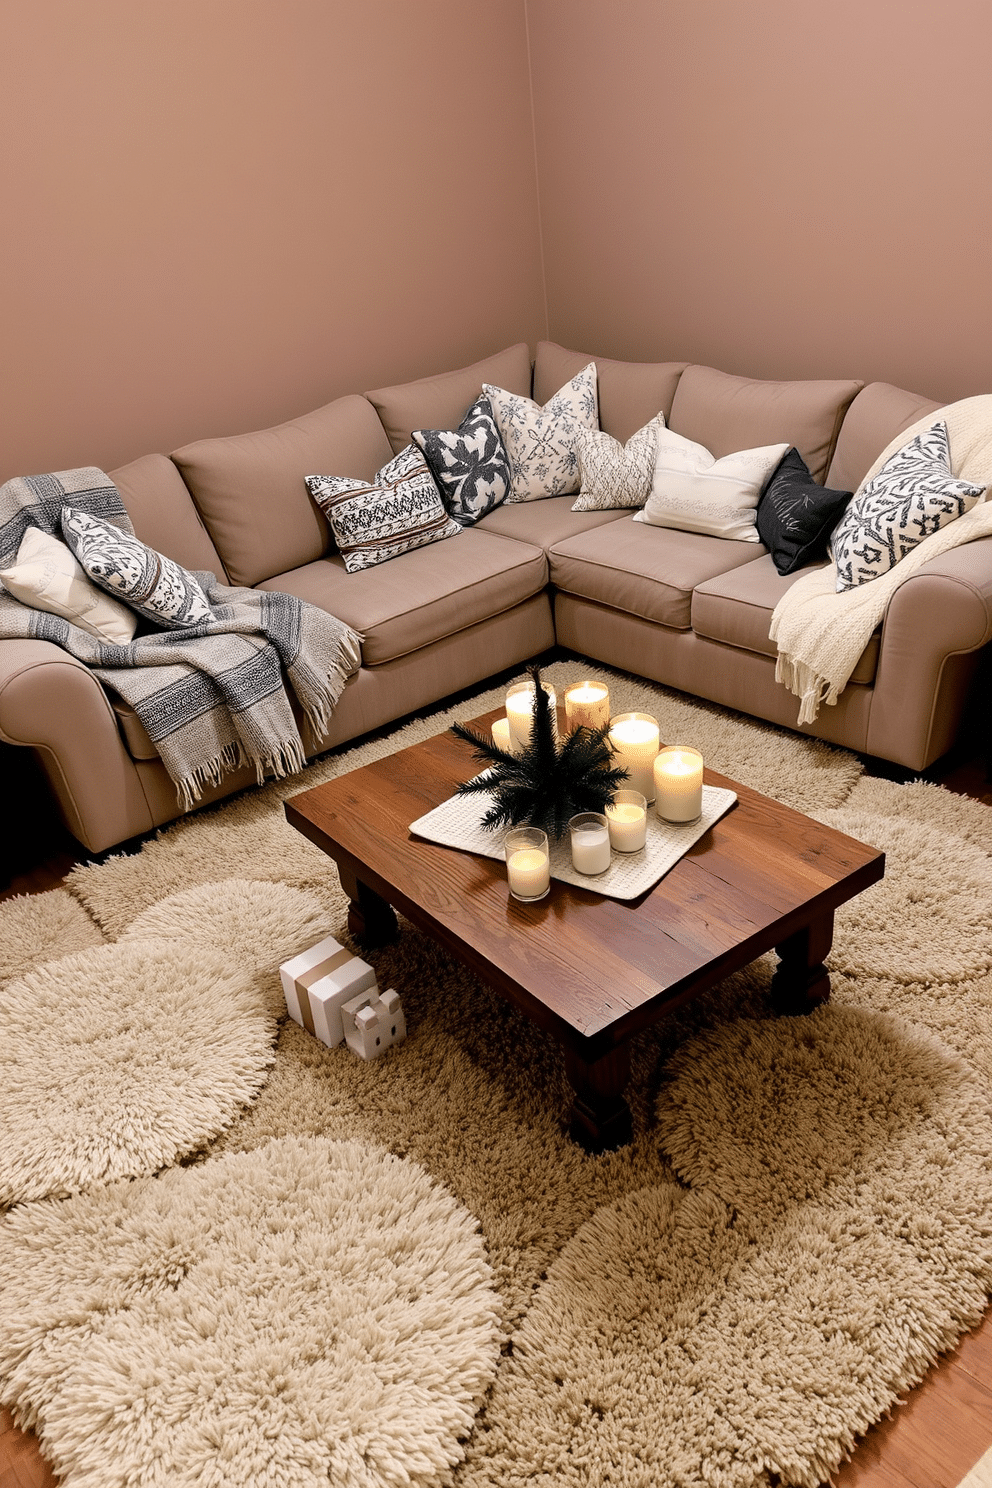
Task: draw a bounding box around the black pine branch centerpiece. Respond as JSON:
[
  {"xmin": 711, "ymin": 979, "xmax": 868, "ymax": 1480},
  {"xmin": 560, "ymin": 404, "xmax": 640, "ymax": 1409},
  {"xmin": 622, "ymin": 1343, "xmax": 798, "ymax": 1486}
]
[{"xmin": 451, "ymin": 665, "xmax": 629, "ymax": 839}]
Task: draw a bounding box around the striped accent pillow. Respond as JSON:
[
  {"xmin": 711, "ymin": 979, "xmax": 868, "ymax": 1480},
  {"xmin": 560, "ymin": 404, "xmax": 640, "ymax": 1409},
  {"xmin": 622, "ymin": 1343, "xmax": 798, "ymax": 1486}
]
[{"xmin": 307, "ymin": 445, "xmax": 460, "ymax": 573}]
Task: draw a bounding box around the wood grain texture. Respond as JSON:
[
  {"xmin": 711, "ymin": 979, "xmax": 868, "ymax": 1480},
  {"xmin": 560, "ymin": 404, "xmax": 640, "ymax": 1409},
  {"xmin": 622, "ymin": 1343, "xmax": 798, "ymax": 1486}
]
[{"xmin": 285, "ymin": 706, "xmax": 885, "ymax": 1055}]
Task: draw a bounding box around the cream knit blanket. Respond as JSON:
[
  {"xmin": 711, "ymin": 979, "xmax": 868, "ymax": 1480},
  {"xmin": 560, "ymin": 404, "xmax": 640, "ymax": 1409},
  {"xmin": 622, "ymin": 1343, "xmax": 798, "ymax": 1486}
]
[{"xmin": 769, "ymin": 394, "xmax": 992, "ymax": 724}]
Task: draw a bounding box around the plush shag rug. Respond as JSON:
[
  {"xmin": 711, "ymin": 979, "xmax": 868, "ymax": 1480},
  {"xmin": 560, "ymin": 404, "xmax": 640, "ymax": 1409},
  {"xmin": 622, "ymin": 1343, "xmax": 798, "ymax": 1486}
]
[
  {"xmin": 0, "ymin": 1135, "xmax": 500, "ymax": 1488},
  {"xmin": 0, "ymin": 880, "xmax": 329, "ymax": 1205},
  {"xmin": 2, "ymin": 659, "xmax": 992, "ymax": 1488}
]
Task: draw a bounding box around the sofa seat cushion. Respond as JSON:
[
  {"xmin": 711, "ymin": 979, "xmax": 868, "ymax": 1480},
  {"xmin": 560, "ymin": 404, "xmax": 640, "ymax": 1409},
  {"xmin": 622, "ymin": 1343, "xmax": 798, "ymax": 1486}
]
[
  {"xmin": 110, "ymin": 699, "xmax": 159, "ymax": 761},
  {"xmin": 258, "ymin": 527, "xmax": 547, "ymax": 667},
  {"xmin": 549, "ymin": 516, "xmax": 766, "ymax": 631},
  {"xmin": 691, "ymin": 554, "xmax": 879, "ymax": 684},
  {"xmin": 669, "ymin": 365, "xmax": 862, "ymax": 484},
  {"xmin": 474, "ymin": 495, "xmax": 628, "ymax": 552},
  {"xmin": 172, "ymin": 395, "xmax": 393, "ymax": 589}
]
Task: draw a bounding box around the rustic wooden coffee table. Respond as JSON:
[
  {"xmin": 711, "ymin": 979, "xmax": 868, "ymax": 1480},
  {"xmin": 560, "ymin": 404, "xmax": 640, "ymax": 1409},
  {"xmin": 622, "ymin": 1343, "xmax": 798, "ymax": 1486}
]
[{"xmin": 285, "ymin": 707, "xmax": 884, "ymax": 1152}]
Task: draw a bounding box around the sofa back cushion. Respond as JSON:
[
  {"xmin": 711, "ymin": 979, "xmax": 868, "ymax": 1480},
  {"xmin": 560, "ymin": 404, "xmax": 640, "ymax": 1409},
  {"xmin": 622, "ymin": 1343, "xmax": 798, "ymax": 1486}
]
[
  {"xmin": 366, "ymin": 344, "xmax": 532, "ymax": 455},
  {"xmin": 171, "ymin": 395, "xmax": 393, "ymax": 588},
  {"xmin": 668, "ymin": 365, "xmax": 862, "ymax": 484},
  {"xmin": 825, "ymin": 382, "xmax": 943, "ymax": 493},
  {"xmin": 533, "ymin": 341, "xmax": 687, "ymax": 444},
  {"xmin": 108, "ymin": 454, "xmax": 227, "ymax": 578}
]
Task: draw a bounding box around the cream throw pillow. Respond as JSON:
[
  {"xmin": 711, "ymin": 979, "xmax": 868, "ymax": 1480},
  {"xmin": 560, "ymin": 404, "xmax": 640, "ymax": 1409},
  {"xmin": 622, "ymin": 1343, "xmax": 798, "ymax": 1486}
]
[
  {"xmin": 572, "ymin": 415, "xmax": 665, "ymax": 511},
  {"xmin": 0, "ymin": 526, "xmax": 138, "ymax": 642},
  {"xmin": 484, "ymin": 362, "xmax": 599, "ymax": 502},
  {"xmin": 636, "ymin": 427, "xmax": 789, "ymax": 541}
]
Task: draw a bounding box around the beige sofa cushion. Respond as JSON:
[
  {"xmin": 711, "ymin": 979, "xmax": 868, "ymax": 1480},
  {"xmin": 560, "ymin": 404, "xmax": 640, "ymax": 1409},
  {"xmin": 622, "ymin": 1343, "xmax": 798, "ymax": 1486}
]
[
  {"xmin": 691, "ymin": 554, "xmax": 879, "ymax": 684},
  {"xmin": 366, "ymin": 344, "xmax": 532, "ymax": 456},
  {"xmin": 549, "ymin": 516, "xmax": 765, "ymax": 631},
  {"xmin": 258, "ymin": 527, "xmax": 546, "ymax": 667},
  {"xmin": 533, "ymin": 341, "xmax": 687, "ymax": 444},
  {"xmin": 669, "ymin": 366, "xmax": 862, "ymax": 484},
  {"xmin": 825, "ymin": 382, "xmax": 942, "ymax": 493},
  {"xmin": 475, "ymin": 495, "xmax": 628, "ymax": 551},
  {"xmin": 110, "ymin": 698, "xmax": 159, "ymax": 760},
  {"xmin": 109, "ymin": 454, "xmax": 226, "ymax": 577},
  {"xmin": 172, "ymin": 395, "xmax": 392, "ymax": 588}
]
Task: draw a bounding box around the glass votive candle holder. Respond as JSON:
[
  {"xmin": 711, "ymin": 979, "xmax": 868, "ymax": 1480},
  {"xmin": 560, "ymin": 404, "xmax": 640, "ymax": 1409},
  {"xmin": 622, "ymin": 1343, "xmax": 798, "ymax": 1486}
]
[
  {"xmin": 568, "ymin": 811, "xmax": 612, "ymax": 876},
  {"xmin": 505, "ymin": 680, "xmax": 558, "ymax": 752},
  {"xmin": 564, "ymin": 679, "xmax": 611, "ymax": 733},
  {"xmin": 505, "ymin": 826, "xmax": 550, "ymax": 902},
  {"xmin": 608, "ymin": 712, "xmax": 660, "ymax": 801},
  {"xmin": 605, "ymin": 789, "xmax": 648, "ymax": 852},
  {"xmin": 654, "ymin": 745, "xmax": 704, "ymax": 823}
]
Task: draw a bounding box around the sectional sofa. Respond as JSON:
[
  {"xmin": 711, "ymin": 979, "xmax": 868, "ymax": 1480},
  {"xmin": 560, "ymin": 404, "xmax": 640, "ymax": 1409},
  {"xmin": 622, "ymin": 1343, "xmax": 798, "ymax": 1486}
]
[{"xmin": 2, "ymin": 340, "xmax": 990, "ymax": 856}]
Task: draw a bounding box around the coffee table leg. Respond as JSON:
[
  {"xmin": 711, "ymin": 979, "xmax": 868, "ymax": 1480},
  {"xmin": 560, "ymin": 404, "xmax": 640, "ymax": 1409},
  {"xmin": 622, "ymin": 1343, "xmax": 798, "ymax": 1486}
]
[
  {"xmin": 564, "ymin": 1042, "xmax": 633, "ymax": 1153},
  {"xmin": 337, "ymin": 866, "xmax": 399, "ymax": 948},
  {"xmin": 772, "ymin": 911, "xmax": 833, "ymax": 1015}
]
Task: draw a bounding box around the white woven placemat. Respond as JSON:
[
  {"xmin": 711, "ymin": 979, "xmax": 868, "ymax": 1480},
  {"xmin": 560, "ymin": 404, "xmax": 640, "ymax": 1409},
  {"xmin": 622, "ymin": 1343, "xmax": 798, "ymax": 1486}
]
[{"xmin": 409, "ymin": 784, "xmax": 737, "ymax": 902}]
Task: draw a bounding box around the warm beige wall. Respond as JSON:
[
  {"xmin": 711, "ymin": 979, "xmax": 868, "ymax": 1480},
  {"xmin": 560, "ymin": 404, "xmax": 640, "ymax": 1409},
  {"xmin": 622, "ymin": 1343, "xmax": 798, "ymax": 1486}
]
[
  {"xmin": 1, "ymin": 0, "xmax": 546, "ymax": 480},
  {"xmin": 527, "ymin": 0, "xmax": 992, "ymax": 402}
]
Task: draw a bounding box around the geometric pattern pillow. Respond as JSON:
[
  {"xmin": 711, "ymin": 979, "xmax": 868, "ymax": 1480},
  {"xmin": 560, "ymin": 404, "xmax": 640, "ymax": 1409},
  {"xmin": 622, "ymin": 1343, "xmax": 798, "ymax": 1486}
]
[
  {"xmin": 411, "ymin": 396, "xmax": 510, "ymax": 527},
  {"xmin": 635, "ymin": 427, "xmax": 789, "ymax": 542},
  {"xmin": 756, "ymin": 448, "xmax": 853, "ymax": 576},
  {"xmin": 483, "ymin": 362, "xmax": 599, "ymax": 502},
  {"xmin": 832, "ymin": 421, "xmax": 986, "ymax": 591},
  {"xmin": 306, "ymin": 444, "xmax": 460, "ymax": 573},
  {"xmin": 59, "ymin": 507, "xmax": 213, "ymax": 629},
  {"xmin": 571, "ymin": 415, "xmax": 665, "ymax": 512}
]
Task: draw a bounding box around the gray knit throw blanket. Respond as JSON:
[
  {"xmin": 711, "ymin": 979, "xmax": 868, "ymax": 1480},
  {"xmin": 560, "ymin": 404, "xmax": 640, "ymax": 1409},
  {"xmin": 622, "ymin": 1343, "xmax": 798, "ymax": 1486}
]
[{"xmin": 0, "ymin": 467, "xmax": 362, "ymax": 810}]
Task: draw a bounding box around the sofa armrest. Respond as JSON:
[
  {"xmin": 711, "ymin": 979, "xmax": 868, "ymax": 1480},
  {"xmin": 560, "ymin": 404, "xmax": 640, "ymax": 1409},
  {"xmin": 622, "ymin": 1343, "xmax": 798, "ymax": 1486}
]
[
  {"xmin": 0, "ymin": 639, "xmax": 156, "ymax": 852},
  {"xmin": 865, "ymin": 537, "xmax": 992, "ymax": 768}
]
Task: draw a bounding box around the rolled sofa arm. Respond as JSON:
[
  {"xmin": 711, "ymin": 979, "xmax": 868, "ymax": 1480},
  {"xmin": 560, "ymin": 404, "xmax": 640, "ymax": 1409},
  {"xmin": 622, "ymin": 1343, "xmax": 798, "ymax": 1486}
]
[
  {"xmin": 865, "ymin": 537, "xmax": 992, "ymax": 769},
  {"xmin": 0, "ymin": 639, "xmax": 156, "ymax": 853}
]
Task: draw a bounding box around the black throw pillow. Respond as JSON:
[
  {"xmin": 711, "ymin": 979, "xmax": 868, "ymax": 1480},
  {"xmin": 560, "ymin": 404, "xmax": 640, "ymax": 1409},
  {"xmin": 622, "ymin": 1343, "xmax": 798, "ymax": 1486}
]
[
  {"xmin": 756, "ymin": 448, "xmax": 853, "ymax": 575},
  {"xmin": 411, "ymin": 395, "xmax": 511, "ymax": 527}
]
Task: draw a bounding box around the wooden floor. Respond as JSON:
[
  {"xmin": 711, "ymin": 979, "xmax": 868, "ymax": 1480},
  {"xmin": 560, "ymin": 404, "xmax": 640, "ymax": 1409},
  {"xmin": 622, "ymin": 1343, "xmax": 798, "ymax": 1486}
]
[{"xmin": 2, "ymin": 740, "xmax": 991, "ymax": 1487}]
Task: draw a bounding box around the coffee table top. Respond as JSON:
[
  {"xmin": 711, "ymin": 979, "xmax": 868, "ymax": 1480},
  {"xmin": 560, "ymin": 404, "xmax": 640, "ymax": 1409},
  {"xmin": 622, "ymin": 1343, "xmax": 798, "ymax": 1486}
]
[{"xmin": 286, "ymin": 707, "xmax": 884, "ymax": 1053}]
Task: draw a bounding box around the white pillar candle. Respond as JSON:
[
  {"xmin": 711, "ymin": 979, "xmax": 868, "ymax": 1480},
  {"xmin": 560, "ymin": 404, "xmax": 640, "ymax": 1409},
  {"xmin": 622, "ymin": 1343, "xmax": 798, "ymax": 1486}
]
[
  {"xmin": 505, "ymin": 681, "xmax": 558, "ymax": 752},
  {"xmin": 564, "ymin": 679, "xmax": 611, "ymax": 732},
  {"xmin": 654, "ymin": 746, "xmax": 704, "ymax": 823},
  {"xmin": 504, "ymin": 827, "xmax": 550, "ymax": 901},
  {"xmin": 568, "ymin": 813, "xmax": 612, "ymax": 875},
  {"xmin": 491, "ymin": 717, "xmax": 517, "ymax": 755},
  {"xmin": 605, "ymin": 790, "xmax": 647, "ymax": 852},
  {"xmin": 608, "ymin": 713, "xmax": 660, "ymax": 802}
]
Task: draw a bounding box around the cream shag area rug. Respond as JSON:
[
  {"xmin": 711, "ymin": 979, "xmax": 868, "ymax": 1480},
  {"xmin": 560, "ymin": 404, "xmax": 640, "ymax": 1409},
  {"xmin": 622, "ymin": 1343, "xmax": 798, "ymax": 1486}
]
[
  {"xmin": 2, "ymin": 660, "xmax": 992, "ymax": 1487},
  {"xmin": 0, "ymin": 880, "xmax": 328, "ymax": 1204},
  {"xmin": 0, "ymin": 1135, "xmax": 500, "ymax": 1488}
]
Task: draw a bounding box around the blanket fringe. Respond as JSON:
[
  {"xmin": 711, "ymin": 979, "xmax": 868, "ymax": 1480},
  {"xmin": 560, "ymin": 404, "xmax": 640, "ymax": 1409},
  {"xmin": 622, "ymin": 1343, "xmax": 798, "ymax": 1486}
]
[
  {"xmin": 775, "ymin": 652, "xmax": 840, "ymax": 727},
  {"xmin": 296, "ymin": 634, "xmax": 361, "ymax": 747},
  {"xmin": 176, "ymin": 735, "xmax": 309, "ymax": 813}
]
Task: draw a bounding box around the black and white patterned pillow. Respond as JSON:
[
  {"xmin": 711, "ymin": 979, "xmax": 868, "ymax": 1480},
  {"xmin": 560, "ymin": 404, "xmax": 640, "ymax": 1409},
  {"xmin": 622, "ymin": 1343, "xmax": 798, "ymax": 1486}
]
[
  {"xmin": 60, "ymin": 507, "xmax": 212, "ymax": 628},
  {"xmin": 484, "ymin": 363, "xmax": 599, "ymax": 502},
  {"xmin": 571, "ymin": 415, "xmax": 665, "ymax": 511},
  {"xmin": 411, "ymin": 396, "xmax": 510, "ymax": 527},
  {"xmin": 306, "ymin": 445, "xmax": 460, "ymax": 573},
  {"xmin": 832, "ymin": 422, "xmax": 986, "ymax": 591}
]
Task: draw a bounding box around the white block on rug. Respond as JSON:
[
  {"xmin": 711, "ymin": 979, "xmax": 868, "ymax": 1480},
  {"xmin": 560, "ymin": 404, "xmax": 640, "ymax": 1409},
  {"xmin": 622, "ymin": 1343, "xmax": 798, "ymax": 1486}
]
[
  {"xmin": 279, "ymin": 934, "xmax": 377, "ymax": 1047},
  {"xmin": 342, "ymin": 988, "xmax": 406, "ymax": 1060}
]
